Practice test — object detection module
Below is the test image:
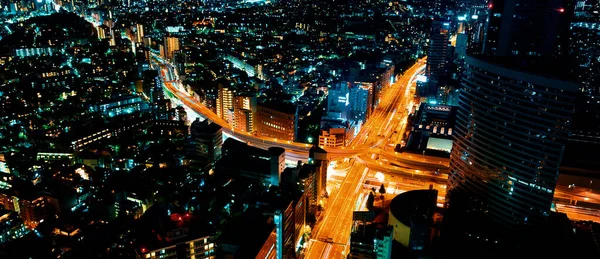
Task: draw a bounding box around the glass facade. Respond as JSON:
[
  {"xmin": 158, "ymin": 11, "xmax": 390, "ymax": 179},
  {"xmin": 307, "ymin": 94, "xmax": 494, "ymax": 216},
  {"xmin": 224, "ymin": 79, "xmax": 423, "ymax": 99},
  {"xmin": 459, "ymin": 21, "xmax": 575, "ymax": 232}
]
[{"xmin": 448, "ymin": 56, "xmax": 578, "ymax": 229}]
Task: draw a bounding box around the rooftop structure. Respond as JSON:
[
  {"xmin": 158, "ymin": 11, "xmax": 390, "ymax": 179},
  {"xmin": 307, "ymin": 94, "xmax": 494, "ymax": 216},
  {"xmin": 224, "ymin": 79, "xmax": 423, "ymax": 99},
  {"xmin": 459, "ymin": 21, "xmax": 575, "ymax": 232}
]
[{"xmin": 388, "ymin": 189, "xmax": 438, "ymax": 252}]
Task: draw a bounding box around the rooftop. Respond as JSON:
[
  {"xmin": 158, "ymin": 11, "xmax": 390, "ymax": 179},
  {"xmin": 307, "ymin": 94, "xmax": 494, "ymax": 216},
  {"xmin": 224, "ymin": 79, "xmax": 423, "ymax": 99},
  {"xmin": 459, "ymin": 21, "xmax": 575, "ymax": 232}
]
[{"xmin": 389, "ymin": 189, "xmax": 438, "ymax": 227}]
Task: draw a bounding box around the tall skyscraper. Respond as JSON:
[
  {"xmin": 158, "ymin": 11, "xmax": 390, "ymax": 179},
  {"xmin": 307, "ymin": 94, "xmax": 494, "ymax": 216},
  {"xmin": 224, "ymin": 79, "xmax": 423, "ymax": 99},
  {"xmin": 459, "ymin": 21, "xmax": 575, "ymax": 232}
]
[
  {"xmin": 445, "ymin": 1, "xmax": 582, "ymax": 251},
  {"xmin": 483, "ymin": 0, "xmax": 573, "ymax": 58},
  {"xmin": 448, "ymin": 56, "xmax": 578, "ymax": 230},
  {"xmin": 135, "ymin": 24, "xmax": 144, "ymax": 43},
  {"xmin": 570, "ymin": 0, "xmax": 600, "ymax": 97},
  {"xmin": 426, "ymin": 21, "xmax": 450, "ymax": 97}
]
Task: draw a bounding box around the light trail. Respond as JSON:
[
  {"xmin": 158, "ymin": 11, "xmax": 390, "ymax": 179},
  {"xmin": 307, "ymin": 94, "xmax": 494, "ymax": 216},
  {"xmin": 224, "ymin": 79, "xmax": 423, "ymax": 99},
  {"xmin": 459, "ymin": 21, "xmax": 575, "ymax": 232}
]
[{"xmin": 154, "ymin": 53, "xmax": 600, "ymax": 258}]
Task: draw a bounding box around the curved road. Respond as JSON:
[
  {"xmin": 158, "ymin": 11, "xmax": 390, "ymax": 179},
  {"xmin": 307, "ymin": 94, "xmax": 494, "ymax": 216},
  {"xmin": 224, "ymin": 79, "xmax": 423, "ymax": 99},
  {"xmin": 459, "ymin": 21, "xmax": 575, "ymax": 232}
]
[{"xmin": 154, "ymin": 54, "xmax": 432, "ymax": 163}]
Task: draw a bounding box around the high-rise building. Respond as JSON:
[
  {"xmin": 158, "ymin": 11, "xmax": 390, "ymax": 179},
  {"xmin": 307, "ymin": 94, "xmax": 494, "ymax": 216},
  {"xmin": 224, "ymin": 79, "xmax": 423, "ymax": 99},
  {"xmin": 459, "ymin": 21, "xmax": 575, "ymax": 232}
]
[
  {"xmin": 327, "ymin": 82, "xmax": 351, "ymax": 120},
  {"xmin": 570, "ymin": 0, "xmax": 600, "ymax": 97},
  {"xmin": 143, "ymin": 36, "xmax": 152, "ymax": 47},
  {"xmin": 482, "ymin": 0, "xmax": 573, "ymax": 58},
  {"xmin": 273, "ymin": 209, "xmax": 285, "ymax": 259},
  {"xmin": 563, "ymin": 0, "xmax": 600, "ymax": 175},
  {"xmin": 309, "ymin": 146, "xmax": 328, "ymax": 203},
  {"xmin": 163, "ymin": 36, "xmax": 180, "ymax": 62},
  {"xmin": 135, "ymin": 24, "xmax": 144, "ymax": 43},
  {"xmin": 216, "ymin": 84, "xmax": 235, "ymax": 125},
  {"xmin": 448, "ymin": 56, "xmax": 578, "ymax": 230},
  {"xmin": 445, "ymin": 3, "xmax": 583, "ymax": 247},
  {"xmin": 142, "ymin": 70, "xmax": 167, "ymax": 119},
  {"xmin": 189, "ymin": 118, "xmax": 223, "ymax": 164},
  {"xmin": 234, "ymin": 95, "xmax": 257, "ymax": 133},
  {"xmin": 154, "ymin": 99, "xmax": 171, "ymax": 120},
  {"xmin": 349, "ymin": 82, "xmax": 373, "ymax": 123},
  {"xmin": 0, "ymin": 193, "xmax": 51, "ymax": 229},
  {"xmin": 256, "ymin": 102, "xmax": 298, "ymax": 142},
  {"xmin": 426, "ymin": 20, "xmax": 450, "ymax": 97},
  {"xmin": 455, "ymin": 32, "xmax": 468, "ymax": 60}
]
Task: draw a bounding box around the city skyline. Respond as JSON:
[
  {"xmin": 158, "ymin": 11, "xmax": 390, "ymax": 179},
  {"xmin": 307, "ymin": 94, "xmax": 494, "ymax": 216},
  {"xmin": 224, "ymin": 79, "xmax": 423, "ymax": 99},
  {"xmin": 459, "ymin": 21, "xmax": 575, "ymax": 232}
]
[{"xmin": 0, "ymin": 0, "xmax": 599, "ymax": 259}]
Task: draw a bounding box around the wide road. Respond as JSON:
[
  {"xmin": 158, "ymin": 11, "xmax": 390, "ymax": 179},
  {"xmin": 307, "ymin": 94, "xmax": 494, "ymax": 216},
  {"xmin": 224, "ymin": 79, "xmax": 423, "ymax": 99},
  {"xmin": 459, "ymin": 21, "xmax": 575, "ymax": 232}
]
[
  {"xmin": 305, "ymin": 59, "xmax": 427, "ymax": 259},
  {"xmin": 152, "ymin": 54, "xmax": 440, "ymax": 168},
  {"xmin": 154, "ymin": 53, "xmax": 600, "ymax": 259}
]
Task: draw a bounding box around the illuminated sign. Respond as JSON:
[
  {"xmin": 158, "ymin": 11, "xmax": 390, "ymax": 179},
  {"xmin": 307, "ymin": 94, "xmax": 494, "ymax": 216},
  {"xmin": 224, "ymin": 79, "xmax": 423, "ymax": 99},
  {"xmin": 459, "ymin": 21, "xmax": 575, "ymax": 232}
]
[
  {"xmin": 166, "ymin": 26, "xmax": 185, "ymax": 33},
  {"xmin": 426, "ymin": 105, "xmax": 451, "ymax": 112}
]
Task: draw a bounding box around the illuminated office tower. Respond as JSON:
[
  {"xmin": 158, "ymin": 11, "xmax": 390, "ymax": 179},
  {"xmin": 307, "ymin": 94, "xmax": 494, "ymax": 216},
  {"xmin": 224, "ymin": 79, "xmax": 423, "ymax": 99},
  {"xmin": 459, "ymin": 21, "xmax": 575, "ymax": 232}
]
[
  {"xmin": 256, "ymin": 102, "xmax": 298, "ymax": 142},
  {"xmin": 570, "ymin": 0, "xmax": 600, "ymax": 97},
  {"xmin": 135, "ymin": 24, "xmax": 144, "ymax": 43},
  {"xmin": 143, "ymin": 36, "xmax": 152, "ymax": 48},
  {"xmin": 447, "ymin": 55, "xmax": 578, "ymax": 230},
  {"xmin": 216, "ymin": 85, "xmax": 235, "ymax": 125},
  {"xmin": 447, "ymin": 1, "xmax": 580, "ymax": 236},
  {"xmin": 425, "ymin": 20, "xmax": 450, "ymax": 97},
  {"xmin": 163, "ymin": 36, "xmax": 180, "ymax": 62},
  {"xmin": 234, "ymin": 95, "xmax": 257, "ymax": 133}
]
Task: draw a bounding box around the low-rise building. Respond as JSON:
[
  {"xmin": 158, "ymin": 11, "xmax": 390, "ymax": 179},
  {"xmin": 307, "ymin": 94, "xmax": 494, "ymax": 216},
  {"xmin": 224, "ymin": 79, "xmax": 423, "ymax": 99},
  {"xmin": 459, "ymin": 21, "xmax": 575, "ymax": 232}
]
[
  {"xmin": 256, "ymin": 101, "xmax": 298, "ymax": 142},
  {"xmin": 318, "ymin": 127, "xmax": 348, "ymax": 147},
  {"xmin": 0, "ymin": 191, "xmax": 52, "ymax": 229},
  {"xmin": 138, "ymin": 229, "xmax": 216, "ymax": 259},
  {"xmin": 0, "ymin": 209, "xmax": 29, "ymax": 244},
  {"xmin": 92, "ymin": 94, "xmax": 148, "ymax": 118},
  {"xmin": 219, "ymin": 138, "xmax": 285, "ymax": 187},
  {"xmin": 349, "ymin": 210, "xmax": 393, "ymax": 259}
]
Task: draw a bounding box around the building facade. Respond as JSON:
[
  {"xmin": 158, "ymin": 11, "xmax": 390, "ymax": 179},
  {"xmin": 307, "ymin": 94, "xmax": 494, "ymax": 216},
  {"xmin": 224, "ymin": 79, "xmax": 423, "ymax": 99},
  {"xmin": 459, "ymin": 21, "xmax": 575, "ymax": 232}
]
[
  {"xmin": 163, "ymin": 36, "xmax": 180, "ymax": 62},
  {"xmin": 189, "ymin": 118, "xmax": 223, "ymax": 163},
  {"xmin": 256, "ymin": 103, "xmax": 298, "ymax": 142},
  {"xmin": 483, "ymin": 0, "xmax": 573, "ymax": 58},
  {"xmin": 216, "ymin": 84, "xmax": 235, "ymax": 125},
  {"xmin": 426, "ymin": 20, "xmax": 450, "ymax": 97},
  {"xmin": 448, "ymin": 56, "xmax": 578, "ymax": 229},
  {"xmin": 138, "ymin": 235, "xmax": 216, "ymax": 259},
  {"xmin": 0, "ymin": 193, "xmax": 51, "ymax": 229},
  {"xmin": 234, "ymin": 95, "xmax": 257, "ymax": 133}
]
